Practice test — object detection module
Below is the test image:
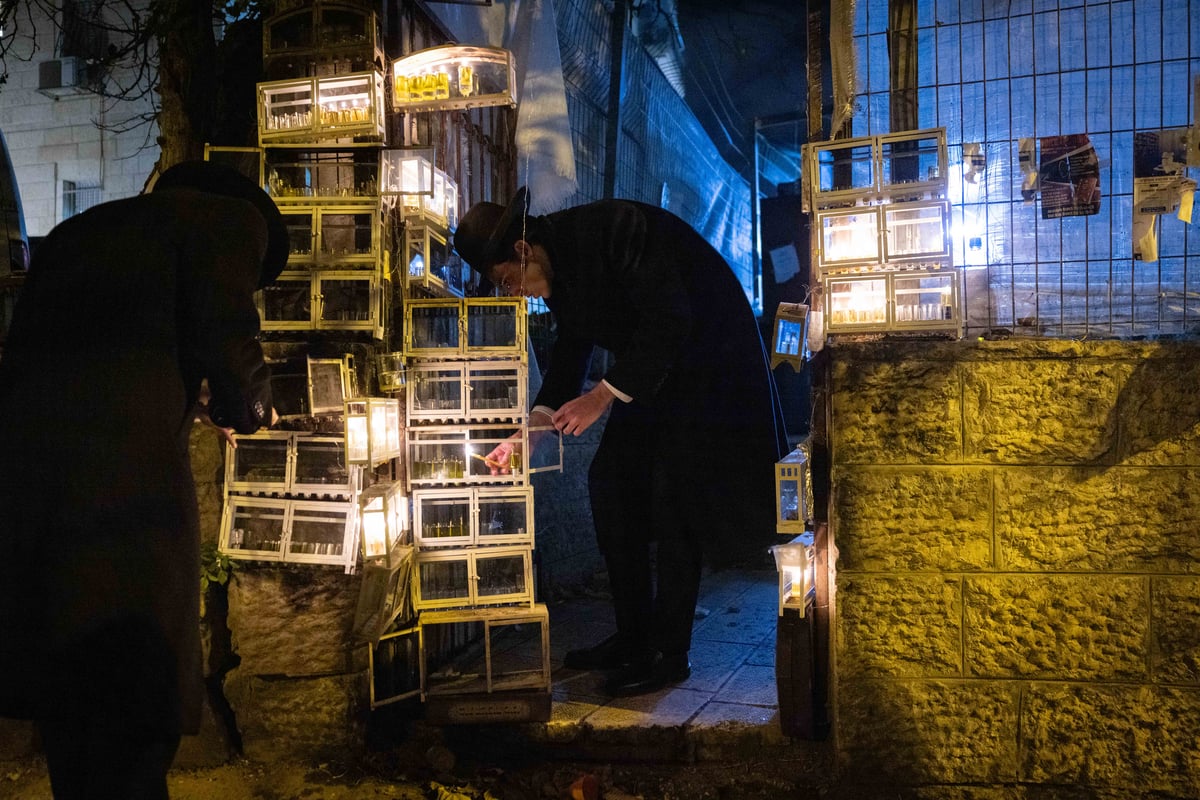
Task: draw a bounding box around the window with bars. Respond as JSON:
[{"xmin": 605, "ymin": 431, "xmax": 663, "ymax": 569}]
[
  {"xmin": 850, "ymin": 0, "xmax": 1199, "ymax": 338},
  {"xmin": 62, "ymin": 181, "xmax": 101, "ymax": 221}
]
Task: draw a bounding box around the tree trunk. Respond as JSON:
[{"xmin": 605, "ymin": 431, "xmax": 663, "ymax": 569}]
[{"xmin": 155, "ymin": 3, "xmax": 219, "ymax": 171}]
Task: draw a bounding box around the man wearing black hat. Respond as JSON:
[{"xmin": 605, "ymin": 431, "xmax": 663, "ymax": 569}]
[
  {"xmin": 0, "ymin": 160, "xmax": 287, "ymax": 798},
  {"xmin": 455, "ymin": 188, "xmax": 787, "ymax": 697}
]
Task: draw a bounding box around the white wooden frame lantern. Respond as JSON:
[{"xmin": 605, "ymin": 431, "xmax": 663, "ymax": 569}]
[
  {"xmin": 355, "ymin": 559, "xmax": 416, "ymax": 647},
  {"xmin": 220, "ymin": 496, "xmax": 358, "ymax": 572},
  {"xmin": 878, "ymin": 128, "xmax": 949, "ymax": 198},
  {"xmin": 259, "ymin": 270, "xmax": 385, "ymax": 337},
  {"xmin": 359, "ymin": 479, "xmax": 411, "ymax": 568},
  {"xmin": 344, "ymin": 396, "xmax": 403, "ymax": 468},
  {"xmin": 771, "ymin": 533, "xmax": 815, "ymax": 617},
  {"xmin": 226, "ymin": 432, "xmax": 359, "ymax": 498},
  {"xmin": 882, "ymin": 200, "xmax": 951, "ymax": 268},
  {"xmin": 380, "ymin": 147, "xmax": 434, "ymax": 204}
]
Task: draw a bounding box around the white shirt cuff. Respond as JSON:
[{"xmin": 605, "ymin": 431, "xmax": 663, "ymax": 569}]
[{"xmin": 602, "ymin": 379, "xmax": 632, "ymax": 403}]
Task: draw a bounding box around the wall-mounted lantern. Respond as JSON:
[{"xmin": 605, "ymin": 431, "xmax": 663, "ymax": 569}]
[
  {"xmin": 771, "ymin": 533, "xmax": 815, "ymax": 617},
  {"xmin": 770, "ymin": 302, "xmax": 810, "ymax": 371}
]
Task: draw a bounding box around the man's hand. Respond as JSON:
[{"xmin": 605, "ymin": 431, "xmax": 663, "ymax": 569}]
[{"xmin": 551, "ymin": 383, "xmax": 616, "ymax": 436}]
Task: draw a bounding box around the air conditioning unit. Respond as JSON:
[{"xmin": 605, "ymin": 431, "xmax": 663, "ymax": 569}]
[{"xmin": 38, "ymin": 57, "xmax": 86, "ymax": 97}]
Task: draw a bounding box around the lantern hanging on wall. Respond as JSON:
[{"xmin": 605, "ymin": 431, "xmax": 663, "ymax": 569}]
[{"xmin": 770, "ymin": 302, "xmax": 810, "ymax": 371}]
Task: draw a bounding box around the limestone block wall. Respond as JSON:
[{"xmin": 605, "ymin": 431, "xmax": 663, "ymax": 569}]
[{"xmin": 828, "ymin": 338, "xmax": 1200, "ymax": 797}]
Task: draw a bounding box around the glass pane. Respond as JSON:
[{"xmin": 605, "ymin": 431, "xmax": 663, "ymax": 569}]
[
  {"xmin": 293, "ymin": 438, "xmax": 349, "ymax": 488},
  {"xmin": 476, "ymin": 554, "xmax": 527, "ymax": 598},
  {"xmin": 228, "ymin": 504, "xmax": 286, "ymax": 553},
  {"xmin": 417, "ymin": 496, "xmax": 470, "ymax": 542},
  {"xmin": 420, "ymin": 560, "xmax": 470, "ymax": 601},
  {"xmin": 232, "ymin": 438, "xmax": 288, "ymax": 485},
  {"xmin": 289, "ymin": 507, "xmax": 349, "ymax": 556},
  {"xmin": 412, "ymin": 367, "xmax": 463, "ymax": 412},
  {"xmin": 319, "ymin": 279, "xmax": 371, "ymax": 322},
  {"xmin": 410, "ymin": 305, "xmax": 460, "ymax": 350},
  {"xmin": 466, "ymin": 304, "xmax": 518, "ymax": 349},
  {"xmin": 478, "ymin": 495, "xmax": 528, "ymax": 541}
]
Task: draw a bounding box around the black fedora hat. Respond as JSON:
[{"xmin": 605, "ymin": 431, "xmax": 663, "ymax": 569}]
[
  {"xmin": 153, "ymin": 160, "xmax": 289, "ymax": 287},
  {"xmin": 452, "ymin": 186, "xmax": 530, "ymax": 275}
]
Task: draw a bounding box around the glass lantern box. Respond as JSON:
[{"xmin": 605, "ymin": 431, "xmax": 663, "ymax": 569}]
[
  {"xmin": 226, "ymin": 432, "xmax": 358, "ymax": 497},
  {"xmin": 279, "ymin": 206, "xmax": 380, "ymax": 267},
  {"xmin": 412, "ymin": 486, "xmax": 533, "ymax": 549},
  {"xmin": 815, "ymin": 206, "xmax": 882, "ymax": 276},
  {"xmin": 220, "ymin": 496, "xmax": 358, "ymax": 570},
  {"xmin": 771, "ymin": 533, "xmax": 815, "ymax": 617},
  {"xmin": 380, "ymin": 147, "xmax": 433, "ymax": 203},
  {"xmin": 418, "ymin": 605, "xmax": 551, "ymax": 697},
  {"xmin": 415, "ymin": 546, "xmax": 534, "ymax": 610},
  {"xmin": 263, "ymin": 3, "xmax": 385, "ymax": 75},
  {"xmin": 404, "ymin": 224, "xmax": 465, "ymax": 297},
  {"xmin": 466, "ymin": 299, "xmax": 524, "ymax": 358},
  {"xmin": 265, "ymin": 148, "xmax": 380, "ymax": 205},
  {"xmin": 770, "ymin": 302, "xmax": 809, "ymax": 371},
  {"xmin": 824, "ymin": 270, "xmax": 959, "ymax": 334},
  {"xmin": 315, "ymin": 272, "xmax": 382, "ymax": 333},
  {"xmin": 358, "ymin": 479, "xmax": 411, "ymax": 568},
  {"xmin": 406, "ymin": 424, "xmax": 525, "ymax": 488},
  {"xmin": 407, "ymin": 362, "xmax": 467, "ymax": 421},
  {"xmin": 257, "ymin": 70, "xmax": 386, "ymax": 144},
  {"xmin": 406, "ymin": 361, "xmax": 526, "ymax": 423},
  {"xmin": 403, "ymin": 298, "xmax": 527, "ymax": 360},
  {"xmin": 344, "ymin": 397, "xmax": 403, "ymax": 468},
  {"xmin": 775, "ymin": 443, "xmax": 810, "ymax": 534},
  {"xmin": 259, "ymin": 271, "xmax": 383, "ymax": 335},
  {"xmin": 392, "ymin": 44, "xmax": 517, "ymax": 113},
  {"xmin": 259, "ymin": 272, "xmax": 312, "ymax": 330}
]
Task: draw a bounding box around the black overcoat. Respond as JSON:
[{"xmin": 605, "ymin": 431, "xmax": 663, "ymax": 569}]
[
  {"xmin": 533, "ymin": 200, "xmax": 786, "ymax": 558},
  {"xmin": 0, "ymin": 188, "xmax": 272, "ymax": 735}
]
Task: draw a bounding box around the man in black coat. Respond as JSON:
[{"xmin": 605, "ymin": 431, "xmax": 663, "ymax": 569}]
[
  {"xmin": 0, "ymin": 161, "xmax": 287, "ymax": 799},
  {"xmin": 455, "ymin": 188, "xmax": 786, "ymax": 697}
]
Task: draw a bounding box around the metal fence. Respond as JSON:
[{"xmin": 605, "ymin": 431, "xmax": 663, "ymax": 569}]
[{"xmin": 852, "ymin": 0, "xmax": 1200, "ymax": 339}]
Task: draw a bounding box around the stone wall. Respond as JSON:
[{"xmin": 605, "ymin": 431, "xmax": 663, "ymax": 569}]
[{"xmin": 828, "ymin": 338, "xmax": 1200, "ymax": 798}]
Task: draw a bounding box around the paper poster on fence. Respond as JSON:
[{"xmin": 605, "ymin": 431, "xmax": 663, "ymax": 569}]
[{"xmin": 1039, "ymin": 134, "xmax": 1101, "ymax": 219}]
